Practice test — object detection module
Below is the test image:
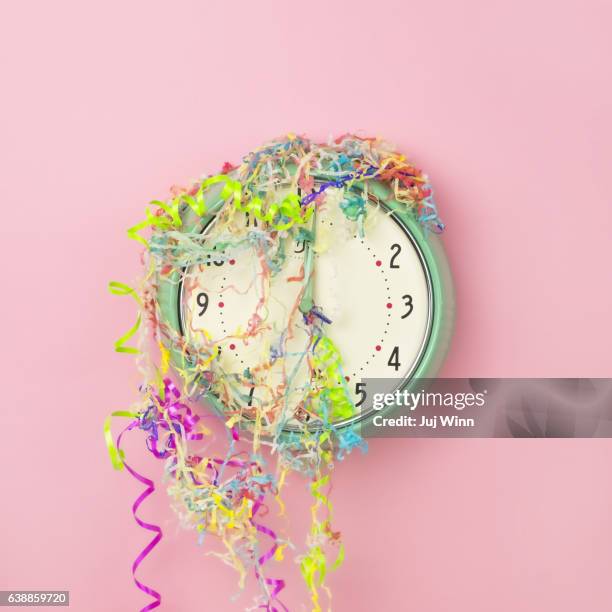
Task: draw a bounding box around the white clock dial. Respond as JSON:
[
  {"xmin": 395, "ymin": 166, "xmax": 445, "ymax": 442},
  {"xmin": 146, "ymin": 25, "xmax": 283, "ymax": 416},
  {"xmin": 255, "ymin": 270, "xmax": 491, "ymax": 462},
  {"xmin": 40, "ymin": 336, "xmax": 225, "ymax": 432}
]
[{"xmin": 180, "ymin": 187, "xmax": 431, "ymax": 426}]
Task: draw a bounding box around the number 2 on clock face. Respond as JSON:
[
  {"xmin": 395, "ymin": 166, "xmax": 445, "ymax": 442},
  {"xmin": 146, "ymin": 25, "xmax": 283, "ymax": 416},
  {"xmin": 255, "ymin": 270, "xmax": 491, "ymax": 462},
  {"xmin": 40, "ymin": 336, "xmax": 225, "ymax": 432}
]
[{"xmin": 180, "ymin": 191, "xmax": 432, "ymax": 420}]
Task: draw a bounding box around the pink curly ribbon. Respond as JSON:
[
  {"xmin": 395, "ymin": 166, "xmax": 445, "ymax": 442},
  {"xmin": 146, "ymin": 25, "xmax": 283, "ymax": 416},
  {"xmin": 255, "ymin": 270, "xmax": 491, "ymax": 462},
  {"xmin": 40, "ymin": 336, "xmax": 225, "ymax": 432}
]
[
  {"xmin": 252, "ymin": 494, "xmax": 287, "ymax": 612},
  {"xmin": 117, "ymin": 422, "xmax": 163, "ymax": 611},
  {"xmin": 142, "ymin": 379, "xmax": 203, "ymax": 460}
]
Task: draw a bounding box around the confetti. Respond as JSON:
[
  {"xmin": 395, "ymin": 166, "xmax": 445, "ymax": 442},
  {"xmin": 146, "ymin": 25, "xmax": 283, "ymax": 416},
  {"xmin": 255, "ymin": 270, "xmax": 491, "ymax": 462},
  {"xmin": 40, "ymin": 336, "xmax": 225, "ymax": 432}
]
[{"xmin": 106, "ymin": 134, "xmax": 443, "ymax": 611}]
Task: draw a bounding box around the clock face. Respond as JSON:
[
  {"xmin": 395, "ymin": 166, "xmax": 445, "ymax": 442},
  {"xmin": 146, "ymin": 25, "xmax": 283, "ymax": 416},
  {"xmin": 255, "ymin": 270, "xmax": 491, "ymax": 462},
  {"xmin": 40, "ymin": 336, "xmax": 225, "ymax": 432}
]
[{"xmin": 179, "ymin": 186, "xmax": 432, "ymax": 427}]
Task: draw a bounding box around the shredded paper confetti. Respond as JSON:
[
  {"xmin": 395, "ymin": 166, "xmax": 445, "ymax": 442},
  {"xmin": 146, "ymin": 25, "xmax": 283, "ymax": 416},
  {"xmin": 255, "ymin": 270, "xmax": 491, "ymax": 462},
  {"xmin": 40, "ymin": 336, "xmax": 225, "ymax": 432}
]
[{"xmin": 106, "ymin": 134, "xmax": 443, "ymax": 611}]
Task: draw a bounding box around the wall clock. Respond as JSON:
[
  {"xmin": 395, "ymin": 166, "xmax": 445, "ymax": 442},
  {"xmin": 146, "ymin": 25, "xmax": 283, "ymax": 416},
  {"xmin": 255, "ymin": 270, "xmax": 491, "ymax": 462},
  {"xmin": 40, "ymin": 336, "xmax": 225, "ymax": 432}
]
[
  {"xmin": 155, "ymin": 146, "xmax": 453, "ymax": 437},
  {"xmin": 109, "ymin": 134, "xmax": 454, "ymax": 611}
]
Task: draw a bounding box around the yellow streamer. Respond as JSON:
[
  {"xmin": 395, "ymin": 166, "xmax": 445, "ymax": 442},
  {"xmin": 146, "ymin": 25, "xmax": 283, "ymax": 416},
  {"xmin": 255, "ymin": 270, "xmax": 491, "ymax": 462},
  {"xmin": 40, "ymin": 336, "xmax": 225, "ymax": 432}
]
[
  {"xmin": 108, "ymin": 282, "xmax": 142, "ymax": 354},
  {"xmin": 104, "ymin": 410, "xmax": 138, "ymax": 470},
  {"xmin": 127, "ymin": 175, "xmax": 240, "ymax": 247},
  {"xmin": 127, "ymin": 171, "xmax": 314, "ymax": 251},
  {"xmin": 313, "ymin": 336, "xmax": 355, "ymax": 421},
  {"xmin": 299, "ymin": 470, "xmax": 345, "ymax": 612},
  {"xmin": 275, "ymin": 468, "xmax": 288, "ymax": 516},
  {"xmin": 234, "ymin": 190, "xmax": 313, "ymax": 231}
]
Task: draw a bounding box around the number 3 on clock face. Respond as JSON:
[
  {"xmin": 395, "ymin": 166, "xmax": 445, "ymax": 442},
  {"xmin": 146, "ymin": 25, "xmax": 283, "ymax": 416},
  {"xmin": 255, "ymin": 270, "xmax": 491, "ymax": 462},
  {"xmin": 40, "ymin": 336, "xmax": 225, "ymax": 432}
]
[{"xmin": 175, "ymin": 186, "xmax": 453, "ymax": 427}]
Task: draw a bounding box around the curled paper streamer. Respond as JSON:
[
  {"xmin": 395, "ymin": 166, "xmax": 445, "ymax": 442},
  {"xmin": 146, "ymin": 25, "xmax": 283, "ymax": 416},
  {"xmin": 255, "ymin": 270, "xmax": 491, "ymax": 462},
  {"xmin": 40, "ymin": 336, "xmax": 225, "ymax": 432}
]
[
  {"xmin": 104, "ymin": 410, "xmax": 137, "ymax": 470},
  {"xmin": 120, "ymin": 452, "xmax": 163, "ymax": 610},
  {"xmin": 234, "ymin": 191, "xmax": 313, "ymax": 231},
  {"xmin": 127, "ymin": 175, "xmax": 237, "ymax": 247},
  {"xmin": 252, "ymin": 493, "xmax": 287, "ymax": 612},
  {"xmin": 300, "ymin": 476, "xmax": 333, "ymax": 612},
  {"xmin": 106, "ymin": 414, "xmax": 162, "ymax": 611},
  {"xmin": 108, "ymin": 282, "xmax": 142, "ymax": 355}
]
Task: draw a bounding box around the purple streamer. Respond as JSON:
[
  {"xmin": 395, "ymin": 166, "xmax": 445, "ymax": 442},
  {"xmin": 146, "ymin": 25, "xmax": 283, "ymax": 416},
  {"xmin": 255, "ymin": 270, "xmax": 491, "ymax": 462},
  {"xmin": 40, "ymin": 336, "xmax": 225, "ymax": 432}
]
[
  {"xmin": 251, "ymin": 495, "xmax": 287, "ymax": 612},
  {"xmin": 117, "ymin": 422, "xmax": 163, "ymax": 612}
]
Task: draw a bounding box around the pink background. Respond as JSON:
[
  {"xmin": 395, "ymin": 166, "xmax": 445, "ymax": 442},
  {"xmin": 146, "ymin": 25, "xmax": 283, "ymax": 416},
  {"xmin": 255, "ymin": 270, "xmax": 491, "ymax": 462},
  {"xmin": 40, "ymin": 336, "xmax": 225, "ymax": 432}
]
[{"xmin": 2, "ymin": 0, "xmax": 612, "ymax": 610}]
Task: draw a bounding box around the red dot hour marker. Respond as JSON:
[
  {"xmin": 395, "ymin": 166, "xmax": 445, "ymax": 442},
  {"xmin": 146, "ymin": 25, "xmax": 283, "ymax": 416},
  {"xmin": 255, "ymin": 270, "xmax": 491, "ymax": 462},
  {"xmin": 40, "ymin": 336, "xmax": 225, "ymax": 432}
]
[
  {"xmin": 218, "ymin": 301, "xmax": 224, "ymax": 308},
  {"xmin": 229, "ymin": 343, "xmax": 236, "ymax": 350},
  {"xmin": 375, "ymin": 260, "xmax": 382, "ymax": 267},
  {"xmin": 345, "ymin": 375, "xmax": 350, "ymax": 382},
  {"xmin": 229, "ymin": 259, "xmax": 236, "ymax": 265},
  {"xmin": 386, "ymin": 302, "xmax": 392, "ymax": 309},
  {"xmin": 375, "ymin": 345, "xmax": 382, "ymax": 351}
]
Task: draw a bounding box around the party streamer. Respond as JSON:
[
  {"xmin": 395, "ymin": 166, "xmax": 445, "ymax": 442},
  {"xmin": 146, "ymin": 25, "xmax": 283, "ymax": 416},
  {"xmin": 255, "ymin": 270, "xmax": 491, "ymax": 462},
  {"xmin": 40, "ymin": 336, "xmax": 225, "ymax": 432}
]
[{"xmin": 106, "ymin": 134, "xmax": 443, "ymax": 611}]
